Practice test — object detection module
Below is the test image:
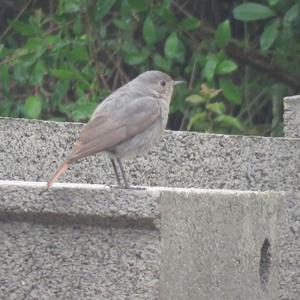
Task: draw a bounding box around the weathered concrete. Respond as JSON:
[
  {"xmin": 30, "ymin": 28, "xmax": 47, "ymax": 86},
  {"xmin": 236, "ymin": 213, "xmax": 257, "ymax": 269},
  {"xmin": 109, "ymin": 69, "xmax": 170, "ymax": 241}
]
[
  {"xmin": 284, "ymin": 95, "xmax": 300, "ymax": 138},
  {"xmin": 1, "ymin": 117, "xmax": 300, "ymax": 191},
  {"xmin": 0, "ymin": 181, "xmax": 161, "ymax": 300},
  {"xmin": 160, "ymin": 189, "xmax": 300, "ymax": 300},
  {"xmin": 0, "ymin": 181, "xmax": 299, "ymax": 299}
]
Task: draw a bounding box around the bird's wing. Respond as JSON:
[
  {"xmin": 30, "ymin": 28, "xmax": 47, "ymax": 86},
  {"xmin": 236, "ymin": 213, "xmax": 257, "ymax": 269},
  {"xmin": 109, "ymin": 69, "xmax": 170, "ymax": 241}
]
[{"xmin": 67, "ymin": 96, "xmax": 161, "ymax": 162}]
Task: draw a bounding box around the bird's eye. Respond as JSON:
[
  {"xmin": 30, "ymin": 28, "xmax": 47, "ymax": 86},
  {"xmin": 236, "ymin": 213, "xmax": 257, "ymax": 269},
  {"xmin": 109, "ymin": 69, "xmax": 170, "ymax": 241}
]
[{"xmin": 160, "ymin": 80, "xmax": 166, "ymax": 86}]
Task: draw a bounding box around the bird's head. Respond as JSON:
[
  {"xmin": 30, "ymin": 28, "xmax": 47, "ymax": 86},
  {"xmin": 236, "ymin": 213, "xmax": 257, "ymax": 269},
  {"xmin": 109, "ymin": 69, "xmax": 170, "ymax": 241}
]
[{"xmin": 134, "ymin": 70, "xmax": 185, "ymax": 102}]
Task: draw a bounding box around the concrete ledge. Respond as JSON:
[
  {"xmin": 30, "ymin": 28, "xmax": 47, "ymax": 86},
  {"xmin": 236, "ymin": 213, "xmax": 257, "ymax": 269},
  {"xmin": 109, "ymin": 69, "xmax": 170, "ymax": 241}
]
[
  {"xmin": 0, "ymin": 180, "xmax": 160, "ymax": 230},
  {"xmin": 0, "ymin": 181, "xmax": 161, "ymax": 299},
  {"xmin": 1, "ymin": 117, "xmax": 300, "ymax": 191},
  {"xmin": 0, "ymin": 181, "xmax": 299, "ymax": 299}
]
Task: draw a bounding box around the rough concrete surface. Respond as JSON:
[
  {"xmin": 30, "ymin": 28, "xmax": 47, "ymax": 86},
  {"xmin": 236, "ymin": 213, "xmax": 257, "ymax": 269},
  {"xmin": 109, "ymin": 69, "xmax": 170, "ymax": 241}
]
[
  {"xmin": 0, "ymin": 181, "xmax": 160, "ymax": 300},
  {"xmin": 284, "ymin": 95, "xmax": 300, "ymax": 138},
  {"xmin": 0, "ymin": 181, "xmax": 299, "ymax": 299},
  {"xmin": 1, "ymin": 117, "xmax": 300, "ymax": 191}
]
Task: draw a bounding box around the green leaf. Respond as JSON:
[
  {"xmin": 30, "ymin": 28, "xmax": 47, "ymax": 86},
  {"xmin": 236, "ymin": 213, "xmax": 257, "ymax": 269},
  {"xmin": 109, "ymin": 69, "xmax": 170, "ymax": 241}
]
[
  {"xmin": 22, "ymin": 47, "xmax": 46, "ymax": 68},
  {"xmin": 143, "ymin": 17, "xmax": 156, "ymax": 45},
  {"xmin": 187, "ymin": 112, "xmax": 207, "ymax": 130},
  {"xmin": 113, "ymin": 19, "xmax": 132, "ymax": 30},
  {"xmin": 215, "ymin": 20, "xmax": 231, "ymax": 48},
  {"xmin": 13, "ymin": 62, "xmax": 28, "ymax": 83},
  {"xmin": 216, "ymin": 59, "xmax": 238, "ymax": 75},
  {"xmin": 157, "ymin": 7, "xmax": 177, "ymax": 24},
  {"xmin": 185, "ymin": 94, "xmax": 207, "ymax": 105},
  {"xmin": 10, "ymin": 20, "xmax": 35, "ymax": 36},
  {"xmin": 163, "ymin": 0, "xmax": 172, "ymax": 9},
  {"xmin": 30, "ymin": 61, "xmax": 46, "ymax": 85},
  {"xmin": 73, "ymin": 16, "xmax": 82, "ymax": 35},
  {"xmin": 50, "ymin": 69, "xmax": 79, "ymax": 79},
  {"xmin": 203, "ymin": 56, "xmax": 218, "ymax": 81},
  {"xmin": 24, "ymin": 95, "xmax": 42, "ymax": 119},
  {"xmin": 267, "ymin": 0, "xmax": 279, "ymax": 6},
  {"xmin": 291, "ymin": 16, "xmax": 300, "ymax": 39},
  {"xmin": 0, "ymin": 99, "xmax": 12, "ymax": 116},
  {"xmin": 70, "ymin": 101, "xmax": 98, "ymax": 122},
  {"xmin": 283, "ymin": 4, "xmax": 298, "ymax": 27},
  {"xmin": 233, "ymin": 3, "xmax": 276, "ymax": 21},
  {"xmin": 220, "ymin": 79, "xmax": 241, "ymax": 104},
  {"xmin": 0, "ymin": 44, "xmax": 5, "ymax": 59},
  {"xmin": 43, "ymin": 35, "xmax": 61, "ymax": 47},
  {"xmin": 215, "ymin": 115, "xmax": 243, "ymax": 130},
  {"xmin": 69, "ymin": 46, "xmax": 89, "ymax": 62},
  {"xmin": 25, "ymin": 37, "xmax": 44, "ymax": 51},
  {"xmin": 59, "ymin": 0, "xmax": 81, "ymax": 14},
  {"xmin": 180, "ymin": 17, "xmax": 201, "ymax": 30},
  {"xmin": 124, "ymin": 49, "xmax": 150, "ymax": 65},
  {"xmin": 153, "ymin": 54, "xmax": 172, "ymax": 72},
  {"xmin": 0, "ymin": 65, "xmax": 9, "ymax": 92},
  {"xmin": 206, "ymin": 102, "xmax": 225, "ymax": 114},
  {"xmin": 260, "ymin": 19, "xmax": 280, "ymax": 51},
  {"xmin": 164, "ymin": 32, "xmax": 185, "ymax": 62},
  {"xmin": 128, "ymin": 0, "xmax": 148, "ymax": 11},
  {"xmin": 95, "ymin": 0, "xmax": 116, "ymax": 20}
]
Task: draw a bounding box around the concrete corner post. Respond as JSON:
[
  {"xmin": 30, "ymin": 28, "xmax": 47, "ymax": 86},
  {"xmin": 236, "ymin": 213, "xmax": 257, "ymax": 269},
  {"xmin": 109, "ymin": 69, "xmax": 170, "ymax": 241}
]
[{"xmin": 284, "ymin": 95, "xmax": 300, "ymax": 138}]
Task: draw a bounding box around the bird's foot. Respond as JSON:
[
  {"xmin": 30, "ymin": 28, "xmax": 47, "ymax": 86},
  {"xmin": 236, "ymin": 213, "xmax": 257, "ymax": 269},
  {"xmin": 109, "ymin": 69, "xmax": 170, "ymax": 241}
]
[{"xmin": 108, "ymin": 184, "xmax": 146, "ymax": 190}]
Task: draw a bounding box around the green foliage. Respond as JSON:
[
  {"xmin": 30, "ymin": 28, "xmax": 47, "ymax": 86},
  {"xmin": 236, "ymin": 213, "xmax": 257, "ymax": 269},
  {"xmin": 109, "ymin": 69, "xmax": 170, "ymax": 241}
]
[
  {"xmin": 185, "ymin": 83, "xmax": 242, "ymax": 132},
  {"xmin": 216, "ymin": 60, "xmax": 238, "ymax": 75},
  {"xmin": 233, "ymin": 3, "xmax": 276, "ymax": 21},
  {"xmin": 24, "ymin": 95, "xmax": 42, "ymax": 119},
  {"xmin": 164, "ymin": 33, "xmax": 185, "ymax": 63},
  {"xmin": 143, "ymin": 17, "xmax": 156, "ymax": 45},
  {"xmin": 220, "ymin": 79, "xmax": 241, "ymax": 105},
  {"xmin": 0, "ymin": 0, "xmax": 299, "ymax": 135},
  {"xmin": 260, "ymin": 19, "xmax": 280, "ymax": 51},
  {"xmin": 215, "ymin": 20, "xmax": 231, "ymax": 48},
  {"xmin": 180, "ymin": 17, "xmax": 201, "ymax": 30}
]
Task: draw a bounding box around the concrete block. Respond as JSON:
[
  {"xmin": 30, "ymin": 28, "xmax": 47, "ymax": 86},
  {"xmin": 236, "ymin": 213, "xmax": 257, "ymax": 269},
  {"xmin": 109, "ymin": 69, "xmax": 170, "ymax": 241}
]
[
  {"xmin": 160, "ymin": 189, "xmax": 300, "ymax": 300},
  {"xmin": 284, "ymin": 95, "xmax": 300, "ymax": 138},
  {"xmin": 0, "ymin": 181, "xmax": 299, "ymax": 299},
  {"xmin": 0, "ymin": 181, "xmax": 160, "ymax": 300},
  {"xmin": 1, "ymin": 117, "xmax": 300, "ymax": 191}
]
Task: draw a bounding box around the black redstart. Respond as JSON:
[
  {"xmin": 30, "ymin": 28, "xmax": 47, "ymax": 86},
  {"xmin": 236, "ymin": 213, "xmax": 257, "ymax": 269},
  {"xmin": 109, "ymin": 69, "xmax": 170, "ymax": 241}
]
[{"xmin": 46, "ymin": 70, "xmax": 184, "ymax": 190}]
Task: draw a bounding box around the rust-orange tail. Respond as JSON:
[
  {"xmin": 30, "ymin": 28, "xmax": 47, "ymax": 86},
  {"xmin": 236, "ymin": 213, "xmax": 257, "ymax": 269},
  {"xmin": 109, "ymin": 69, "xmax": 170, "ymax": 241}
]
[{"xmin": 45, "ymin": 161, "xmax": 69, "ymax": 190}]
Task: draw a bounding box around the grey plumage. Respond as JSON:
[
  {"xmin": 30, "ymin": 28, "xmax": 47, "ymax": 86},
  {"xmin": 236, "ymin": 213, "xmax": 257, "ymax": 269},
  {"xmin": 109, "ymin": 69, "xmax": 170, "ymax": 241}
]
[{"xmin": 46, "ymin": 70, "xmax": 183, "ymax": 189}]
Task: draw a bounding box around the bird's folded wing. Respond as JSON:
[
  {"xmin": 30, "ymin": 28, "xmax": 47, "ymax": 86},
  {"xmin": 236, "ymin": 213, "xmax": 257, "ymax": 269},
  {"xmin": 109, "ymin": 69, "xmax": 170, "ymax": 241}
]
[{"xmin": 67, "ymin": 97, "xmax": 161, "ymax": 162}]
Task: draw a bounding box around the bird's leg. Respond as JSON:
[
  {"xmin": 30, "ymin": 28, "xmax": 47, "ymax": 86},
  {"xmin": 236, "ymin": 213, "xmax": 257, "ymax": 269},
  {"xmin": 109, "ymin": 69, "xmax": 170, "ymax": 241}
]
[
  {"xmin": 116, "ymin": 158, "xmax": 130, "ymax": 188},
  {"xmin": 116, "ymin": 158, "xmax": 146, "ymax": 190},
  {"xmin": 110, "ymin": 159, "xmax": 121, "ymax": 186}
]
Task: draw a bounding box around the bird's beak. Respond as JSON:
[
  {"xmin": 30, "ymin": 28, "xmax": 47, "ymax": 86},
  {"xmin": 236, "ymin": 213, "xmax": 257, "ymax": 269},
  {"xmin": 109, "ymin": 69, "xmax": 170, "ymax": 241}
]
[{"xmin": 172, "ymin": 80, "xmax": 185, "ymax": 85}]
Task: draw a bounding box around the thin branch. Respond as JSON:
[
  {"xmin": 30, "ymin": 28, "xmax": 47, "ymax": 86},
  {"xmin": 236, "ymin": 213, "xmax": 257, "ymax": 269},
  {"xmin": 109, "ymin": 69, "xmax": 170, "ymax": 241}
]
[
  {"xmin": 172, "ymin": 1, "xmax": 300, "ymax": 91},
  {"xmin": 0, "ymin": 0, "xmax": 33, "ymax": 41},
  {"xmin": 226, "ymin": 44, "xmax": 300, "ymax": 90},
  {"xmin": 103, "ymin": 49, "xmax": 130, "ymax": 83}
]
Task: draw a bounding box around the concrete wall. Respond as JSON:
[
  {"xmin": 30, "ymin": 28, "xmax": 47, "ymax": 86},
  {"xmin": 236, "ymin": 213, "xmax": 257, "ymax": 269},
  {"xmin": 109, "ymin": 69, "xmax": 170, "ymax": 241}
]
[
  {"xmin": 161, "ymin": 189, "xmax": 300, "ymax": 300},
  {"xmin": 0, "ymin": 181, "xmax": 299, "ymax": 299},
  {"xmin": 0, "ymin": 95, "xmax": 300, "ymax": 299},
  {"xmin": 1, "ymin": 117, "xmax": 300, "ymax": 191},
  {"xmin": 0, "ymin": 181, "xmax": 161, "ymax": 300}
]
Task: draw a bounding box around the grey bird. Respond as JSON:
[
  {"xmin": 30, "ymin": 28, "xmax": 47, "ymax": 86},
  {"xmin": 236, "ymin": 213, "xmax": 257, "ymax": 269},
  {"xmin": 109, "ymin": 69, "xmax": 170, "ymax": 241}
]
[{"xmin": 46, "ymin": 70, "xmax": 184, "ymax": 190}]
